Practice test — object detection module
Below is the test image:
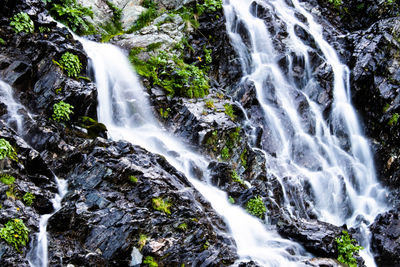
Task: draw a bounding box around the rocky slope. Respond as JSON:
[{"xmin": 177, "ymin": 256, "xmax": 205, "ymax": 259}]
[{"xmin": 0, "ymin": 0, "xmax": 399, "ymax": 266}]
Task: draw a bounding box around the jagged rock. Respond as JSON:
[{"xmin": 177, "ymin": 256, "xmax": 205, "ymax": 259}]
[
  {"xmin": 277, "ymin": 218, "xmax": 345, "ymax": 257},
  {"xmin": 46, "ymin": 138, "xmax": 238, "ymax": 266},
  {"xmin": 305, "ymin": 257, "xmax": 344, "ymax": 267},
  {"xmin": 370, "ymin": 208, "xmax": 400, "ymax": 267}
]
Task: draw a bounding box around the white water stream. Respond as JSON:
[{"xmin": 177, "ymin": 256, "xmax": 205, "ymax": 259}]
[
  {"xmin": 27, "ymin": 178, "xmax": 68, "ymax": 267},
  {"xmin": 224, "ymin": 0, "xmax": 388, "ymax": 265},
  {"xmin": 81, "ymin": 39, "xmax": 311, "ymax": 266}
]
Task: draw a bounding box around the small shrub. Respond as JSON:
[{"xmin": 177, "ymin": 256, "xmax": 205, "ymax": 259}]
[
  {"xmin": 143, "ymin": 256, "xmax": 158, "ymax": 267},
  {"xmin": 0, "ymin": 139, "xmax": 18, "ymax": 162},
  {"xmin": 23, "ymin": 192, "xmax": 35, "ymax": 206},
  {"xmin": 221, "ymin": 146, "xmax": 230, "ymax": 160},
  {"xmin": 152, "ymin": 197, "xmax": 171, "ymax": 214},
  {"xmin": 58, "ymin": 52, "xmax": 82, "ymax": 78},
  {"xmin": 48, "ymin": 0, "xmax": 94, "ymax": 34},
  {"xmin": 0, "ymin": 218, "xmax": 29, "ymax": 253},
  {"xmin": 0, "ymin": 174, "xmax": 15, "ymax": 185},
  {"xmin": 336, "ymin": 230, "xmax": 363, "ymax": 267},
  {"xmin": 246, "ymin": 196, "xmax": 266, "ymax": 219},
  {"xmin": 52, "ymin": 101, "xmax": 74, "ymax": 122},
  {"xmin": 224, "ymin": 103, "xmax": 236, "ymax": 120},
  {"xmin": 10, "ymin": 12, "xmax": 34, "ymax": 33}
]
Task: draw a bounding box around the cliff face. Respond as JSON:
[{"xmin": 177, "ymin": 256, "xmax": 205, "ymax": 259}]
[{"xmin": 0, "ymin": 0, "xmax": 399, "ymax": 266}]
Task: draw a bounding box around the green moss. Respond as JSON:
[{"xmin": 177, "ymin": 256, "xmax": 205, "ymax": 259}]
[
  {"xmin": 152, "ymin": 197, "xmax": 171, "ymax": 214},
  {"xmin": 240, "ymin": 148, "xmax": 248, "ymax": 167},
  {"xmin": 224, "ymin": 103, "xmax": 236, "ymax": 120},
  {"xmin": 159, "ymin": 108, "xmax": 170, "ymax": 119},
  {"xmin": 0, "ymin": 38, "xmax": 6, "ymax": 45},
  {"xmin": 143, "ymin": 256, "xmax": 158, "ymax": 267},
  {"xmin": 221, "ymin": 146, "xmax": 230, "ymax": 160},
  {"xmin": 228, "ymin": 196, "xmax": 235, "ymax": 204},
  {"xmin": 231, "ymin": 170, "xmax": 244, "ymax": 185},
  {"xmin": 246, "ymin": 196, "xmax": 266, "ymax": 219},
  {"xmin": 0, "ymin": 174, "xmax": 15, "ymax": 185},
  {"xmin": 177, "ymin": 222, "xmax": 188, "ymax": 231},
  {"xmin": 138, "ymin": 234, "xmax": 148, "ymax": 250},
  {"xmin": 147, "ymin": 42, "xmax": 163, "ymax": 51},
  {"xmin": 205, "ymin": 99, "xmax": 214, "ymax": 109},
  {"xmin": 129, "ymin": 175, "xmax": 138, "ymax": 183},
  {"xmin": 388, "ymin": 113, "xmax": 399, "ymax": 126}
]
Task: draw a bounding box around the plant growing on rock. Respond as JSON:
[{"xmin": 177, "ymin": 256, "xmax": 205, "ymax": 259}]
[
  {"xmin": 0, "ymin": 138, "xmax": 18, "ymax": 162},
  {"xmin": 388, "ymin": 112, "xmax": 399, "ymax": 126},
  {"xmin": 138, "ymin": 234, "xmax": 148, "ymax": 250},
  {"xmin": 128, "ymin": 0, "xmax": 158, "ymax": 33},
  {"xmin": 52, "ymin": 101, "xmax": 74, "ymax": 122},
  {"xmin": 23, "ymin": 192, "xmax": 35, "ymax": 206},
  {"xmin": 0, "ymin": 218, "xmax": 29, "ymax": 253},
  {"xmin": 231, "ymin": 170, "xmax": 244, "ymax": 185},
  {"xmin": 152, "ymin": 197, "xmax": 171, "ymax": 214},
  {"xmin": 0, "ymin": 174, "xmax": 15, "ymax": 185},
  {"xmin": 57, "ymin": 52, "xmax": 82, "ymax": 78},
  {"xmin": 10, "ymin": 12, "xmax": 34, "ymax": 34},
  {"xmin": 246, "ymin": 196, "xmax": 266, "ymax": 219},
  {"xmin": 336, "ymin": 230, "xmax": 363, "ymax": 267},
  {"xmin": 224, "ymin": 103, "xmax": 236, "ymax": 120},
  {"xmin": 143, "ymin": 256, "xmax": 158, "ymax": 267}
]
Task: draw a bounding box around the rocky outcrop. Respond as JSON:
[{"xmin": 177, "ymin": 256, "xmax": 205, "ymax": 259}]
[{"xmin": 370, "ymin": 207, "xmax": 400, "ymax": 266}]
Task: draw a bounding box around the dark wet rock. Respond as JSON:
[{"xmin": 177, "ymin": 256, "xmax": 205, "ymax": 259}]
[
  {"xmin": 46, "ymin": 138, "xmax": 238, "ymax": 266},
  {"xmin": 277, "ymin": 218, "xmax": 345, "ymax": 257},
  {"xmin": 348, "ymin": 17, "xmax": 400, "ymax": 189},
  {"xmin": 370, "ymin": 208, "xmax": 400, "ymax": 267}
]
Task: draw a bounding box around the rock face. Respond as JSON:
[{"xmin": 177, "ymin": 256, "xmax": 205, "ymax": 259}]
[
  {"xmin": 46, "ymin": 138, "xmax": 238, "ymax": 266},
  {"xmin": 370, "ymin": 207, "xmax": 400, "ymax": 267}
]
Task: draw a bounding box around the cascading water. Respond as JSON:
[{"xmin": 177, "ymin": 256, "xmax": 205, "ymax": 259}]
[
  {"xmin": 224, "ymin": 0, "xmax": 388, "ymax": 265},
  {"xmin": 81, "ymin": 39, "xmax": 312, "ymax": 266},
  {"xmin": 27, "ymin": 178, "xmax": 67, "ymax": 267}
]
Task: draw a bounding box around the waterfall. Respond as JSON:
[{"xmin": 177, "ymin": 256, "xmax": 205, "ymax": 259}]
[
  {"xmin": 224, "ymin": 0, "xmax": 388, "ymax": 265},
  {"xmin": 27, "ymin": 178, "xmax": 67, "ymax": 267},
  {"xmin": 81, "ymin": 39, "xmax": 312, "ymax": 266}
]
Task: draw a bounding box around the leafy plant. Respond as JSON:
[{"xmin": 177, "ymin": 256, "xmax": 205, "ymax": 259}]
[
  {"xmin": 177, "ymin": 222, "xmax": 187, "ymax": 231},
  {"xmin": 246, "ymin": 196, "xmax": 266, "ymax": 219},
  {"xmin": 6, "ymin": 185, "xmax": 18, "ymax": 200},
  {"xmin": 0, "ymin": 218, "xmax": 29, "ymax": 253},
  {"xmin": 138, "ymin": 234, "xmax": 148, "ymax": 250},
  {"xmin": 224, "ymin": 103, "xmax": 236, "ymax": 120},
  {"xmin": 0, "ymin": 174, "xmax": 15, "ymax": 185},
  {"xmin": 240, "ymin": 148, "xmax": 248, "ymax": 167},
  {"xmin": 228, "ymin": 196, "xmax": 235, "ymax": 204},
  {"xmin": 129, "ymin": 175, "xmax": 138, "ymax": 183},
  {"xmin": 143, "ymin": 256, "xmax": 158, "ymax": 267},
  {"xmin": 328, "ymin": 0, "xmax": 342, "ymax": 9},
  {"xmin": 159, "ymin": 108, "xmax": 170, "ymax": 119},
  {"xmin": 52, "ymin": 101, "xmax": 74, "ymax": 122},
  {"xmin": 10, "ymin": 12, "xmax": 34, "ymax": 33},
  {"xmin": 336, "ymin": 230, "xmax": 363, "ymax": 267},
  {"xmin": 231, "ymin": 170, "xmax": 244, "ymax": 185},
  {"xmin": 48, "ymin": 0, "xmax": 94, "ymax": 34},
  {"xmin": 57, "ymin": 52, "xmax": 82, "ymax": 78},
  {"xmin": 0, "ymin": 139, "xmax": 17, "ymax": 162},
  {"xmin": 152, "ymin": 197, "xmax": 171, "ymax": 214},
  {"xmin": 221, "ymin": 146, "xmax": 230, "ymax": 160},
  {"xmin": 388, "ymin": 113, "xmax": 399, "ymax": 126},
  {"xmin": 205, "ymin": 99, "xmax": 214, "ymax": 109},
  {"xmin": 0, "ymin": 38, "xmax": 6, "ymax": 45},
  {"xmin": 23, "ymin": 192, "xmax": 35, "ymax": 206}
]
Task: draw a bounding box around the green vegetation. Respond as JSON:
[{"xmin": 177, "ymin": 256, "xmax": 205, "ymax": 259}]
[
  {"xmin": 143, "ymin": 256, "xmax": 158, "ymax": 267},
  {"xmin": 45, "ymin": 0, "xmax": 94, "ymax": 34},
  {"xmin": 221, "ymin": 146, "xmax": 229, "ymax": 160},
  {"xmin": 138, "ymin": 234, "xmax": 148, "ymax": 250},
  {"xmin": 57, "ymin": 52, "xmax": 82, "ymax": 78},
  {"xmin": 78, "ymin": 116, "xmax": 107, "ymax": 138},
  {"xmin": 205, "ymin": 99, "xmax": 215, "ymax": 109},
  {"xmin": 240, "ymin": 148, "xmax": 248, "ymax": 167},
  {"xmin": 228, "ymin": 196, "xmax": 235, "ymax": 204},
  {"xmin": 224, "ymin": 103, "xmax": 236, "ymax": 120},
  {"xmin": 231, "ymin": 170, "xmax": 244, "ymax": 185},
  {"xmin": 129, "ymin": 175, "xmax": 138, "ymax": 183},
  {"xmin": 130, "ymin": 50, "xmax": 209, "ymax": 98},
  {"xmin": 52, "ymin": 101, "xmax": 74, "ymax": 122},
  {"xmin": 152, "ymin": 197, "xmax": 171, "ymax": 214},
  {"xmin": 336, "ymin": 230, "xmax": 363, "ymax": 267},
  {"xmin": 177, "ymin": 222, "xmax": 188, "ymax": 231},
  {"xmin": 159, "ymin": 108, "xmax": 170, "ymax": 119},
  {"xmin": 23, "ymin": 192, "xmax": 35, "ymax": 206},
  {"xmin": 0, "ymin": 174, "xmax": 15, "ymax": 185},
  {"xmin": 10, "ymin": 12, "xmax": 34, "ymax": 34},
  {"xmin": 0, "ymin": 138, "xmax": 17, "ymax": 162},
  {"xmin": 6, "ymin": 185, "xmax": 18, "ymax": 200},
  {"xmin": 246, "ymin": 196, "xmax": 266, "ymax": 219},
  {"xmin": 327, "ymin": 0, "xmax": 342, "ymax": 9},
  {"xmin": 388, "ymin": 113, "xmax": 399, "ymax": 126},
  {"xmin": 127, "ymin": 0, "xmax": 159, "ymax": 33},
  {"xmin": 0, "ymin": 218, "xmax": 29, "ymax": 253},
  {"xmin": 39, "ymin": 26, "xmax": 51, "ymax": 33},
  {"xmin": 106, "ymin": 1, "xmax": 122, "ymax": 29},
  {"xmin": 200, "ymin": 0, "xmax": 223, "ymax": 13},
  {"xmin": 0, "ymin": 38, "xmax": 6, "ymax": 45},
  {"xmin": 100, "ymin": 1, "xmax": 123, "ymax": 42}
]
